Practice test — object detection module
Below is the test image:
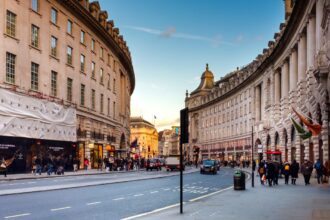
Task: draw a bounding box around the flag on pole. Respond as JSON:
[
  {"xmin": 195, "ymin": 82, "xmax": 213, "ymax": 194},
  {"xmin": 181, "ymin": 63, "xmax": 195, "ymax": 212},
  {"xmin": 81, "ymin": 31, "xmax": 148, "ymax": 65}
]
[
  {"xmin": 291, "ymin": 117, "xmax": 312, "ymax": 140},
  {"xmin": 130, "ymin": 138, "xmax": 138, "ymax": 148},
  {"xmin": 292, "ymin": 108, "xmax": 322, "ymax": 136}
]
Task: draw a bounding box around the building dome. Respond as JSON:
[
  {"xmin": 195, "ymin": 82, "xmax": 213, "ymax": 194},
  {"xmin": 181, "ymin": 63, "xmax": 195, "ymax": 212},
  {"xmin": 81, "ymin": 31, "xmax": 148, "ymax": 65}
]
[{"xmin": 191, "ymin": 64, "xmax": 215, "ymax": 95}]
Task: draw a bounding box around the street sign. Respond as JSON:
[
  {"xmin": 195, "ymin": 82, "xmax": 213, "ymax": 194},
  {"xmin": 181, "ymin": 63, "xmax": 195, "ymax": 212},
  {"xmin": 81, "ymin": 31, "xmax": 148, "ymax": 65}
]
[{"xmin": 257, "ymin": 144, "xmax": 263, "ymax": 153}]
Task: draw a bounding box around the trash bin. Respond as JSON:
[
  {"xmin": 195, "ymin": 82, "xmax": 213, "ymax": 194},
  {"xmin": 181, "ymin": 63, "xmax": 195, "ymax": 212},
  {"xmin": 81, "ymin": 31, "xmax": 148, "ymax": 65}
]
[{"xmin": 233, "ymin": 170, "xmax": 245, "ymax": 190}]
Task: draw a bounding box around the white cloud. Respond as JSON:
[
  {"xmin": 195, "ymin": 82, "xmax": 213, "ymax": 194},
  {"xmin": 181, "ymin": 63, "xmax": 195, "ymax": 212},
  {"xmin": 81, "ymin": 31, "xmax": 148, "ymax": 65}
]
[
  {"xmin": 124, "ymin": 25, "xmax": 236, "ymax": 47},
  {"xmin": 160, "ymin": 26, "xmax": 176, "ymax": 38},
  {"xmin": 235, "ymin": 34, "xmax": 244, "ymax": 43}
]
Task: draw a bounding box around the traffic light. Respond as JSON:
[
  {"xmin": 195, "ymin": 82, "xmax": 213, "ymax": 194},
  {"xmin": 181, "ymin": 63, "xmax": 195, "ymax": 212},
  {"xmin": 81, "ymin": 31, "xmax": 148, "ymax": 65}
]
[{"xmin": 180, "ymin": 108, "xmax": 189, "ymax": 144}]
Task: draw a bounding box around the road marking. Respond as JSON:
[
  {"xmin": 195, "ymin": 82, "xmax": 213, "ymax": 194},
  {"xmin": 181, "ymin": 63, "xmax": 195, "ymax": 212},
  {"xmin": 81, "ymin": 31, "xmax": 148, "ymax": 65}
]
[
  {"xmin": 27, "ymin": 181, "xmax": 36, "ymax": 184},
  {"xmin": 134, "ymin": 194, "xmax": 144, "ymax": 197},
  {"xmin": 210, "ymin": 211, "xmax": 221, "ymax": 217},
  {"xmin": 190, "ymin": 211, "xmax": 199, "ymax": 217},
  {"xmin": 50, "ymin": 206, "xmax": 71, "ymax": 211},
  {"xmin": 150, "ymin": 191, "xmax": 158, "ymax": 194},
  {"xmin": 163, "ymin": 188, "xmax": 170, "ymax": 191},
  {"xmin": 121, "ymin": 203, "xmax": 186, "ymax": 220},
  {"xmin": 4, "ymin": 213, "xmax": 31, "ymax": 219},
  {"xmin": 86, "ymin": 201, "xmax": 101, "ymax": 206},
  {"xmin": 113, "ymin": 197, "xmax": 125, "ymax": 201},
  {"xmin": 189, "ymin": 186, "xmax": 233, "ymax": 202}
]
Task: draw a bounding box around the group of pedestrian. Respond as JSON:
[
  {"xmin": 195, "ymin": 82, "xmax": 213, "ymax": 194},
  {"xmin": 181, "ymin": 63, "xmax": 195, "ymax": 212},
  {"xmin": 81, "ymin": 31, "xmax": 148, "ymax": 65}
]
[
  {"xmin": 32, "ymin": 156, "xmax": 66, "ymax": 176},
  {"xmin": 258, "ymin": 158, "xmax": 330, "ymax": 186}
]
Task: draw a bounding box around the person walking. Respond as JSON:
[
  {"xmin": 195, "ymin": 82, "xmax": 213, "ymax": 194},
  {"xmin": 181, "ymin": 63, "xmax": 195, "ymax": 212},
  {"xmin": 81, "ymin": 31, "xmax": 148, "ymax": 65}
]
[
  {"xmin": 290, "ymin": 159, "xmax": 299, "ymax": 185},
  {"xmin": 273, "ymin": 160, "xmax": 280, "ymax": 185},
  {"xmin": 35, "ymin": 156, "xmax": 42, "ymax": 175},
  {"xmin": 301, "ymin": 159, "xmax": 313, "ymax": 185},
  {"xmin": 283, "ymin": 161, "xmax": 291, "ymax": 185},
  {"xmin": 0, "ymin": 159, "xmax": 7, "ymax": 177},
  {"xmin": 98, "ymin": 157, "xmax": 103, "ymax": 171},
  {"xmin": 258, "ymin": 161, "xmax": 265, "ymax": 185},
  {"xmin": 323, "ymin": 160, "xmax": 330, "ymax": 184},
  {"xmin": 314, "ymin": 159, "xmax": 323, "ymax": 184},
  {"xmin": 84, "ymin": 158, "xmax": 89, "ymax": 170},
  {"xmin": 266, "ymin": 160, "xmax": 275, "ymax": 187}
]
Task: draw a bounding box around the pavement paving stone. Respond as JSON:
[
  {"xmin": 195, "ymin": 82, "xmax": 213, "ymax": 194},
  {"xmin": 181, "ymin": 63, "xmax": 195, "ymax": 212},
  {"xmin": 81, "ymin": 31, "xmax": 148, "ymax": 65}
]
[{"xmin": 136, "ymin": 168, "xmax": 330, "ymax": 220}]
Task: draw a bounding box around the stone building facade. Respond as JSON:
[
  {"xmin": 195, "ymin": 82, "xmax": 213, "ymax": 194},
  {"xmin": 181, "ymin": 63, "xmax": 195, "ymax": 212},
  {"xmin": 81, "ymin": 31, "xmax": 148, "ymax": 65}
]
[
  {"xmin": 0, "ymin": 0, "xmax": 135, "ymax": 172},
  {"xmin": 158, "ymin": 126, "xmax": 180, "ymax": 157},
  {"xmin": 185, "ymin": 0, "xmax": 330, "ymax": 165},
  {"xmin": 130, "ymin": 117, "xmax": 158, "ymax": 159}
]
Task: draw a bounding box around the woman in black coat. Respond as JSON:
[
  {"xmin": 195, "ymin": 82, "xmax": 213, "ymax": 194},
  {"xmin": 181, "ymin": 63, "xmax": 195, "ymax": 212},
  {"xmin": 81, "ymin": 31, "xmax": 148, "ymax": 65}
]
[{"xmin": 290, "ymin": 160, "xmax": 299, "ymax": 185}]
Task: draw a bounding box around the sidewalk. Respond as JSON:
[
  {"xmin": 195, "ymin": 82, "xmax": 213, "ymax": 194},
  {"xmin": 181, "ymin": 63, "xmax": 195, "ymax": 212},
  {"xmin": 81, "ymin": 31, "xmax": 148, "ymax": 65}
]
[
  {"xmin": 136, "ymin": 169, "xmax": 330, "ymax": 220},
  {"xmin": 0, "ymin": 168, "xmax": 140, "ymax": 181}
]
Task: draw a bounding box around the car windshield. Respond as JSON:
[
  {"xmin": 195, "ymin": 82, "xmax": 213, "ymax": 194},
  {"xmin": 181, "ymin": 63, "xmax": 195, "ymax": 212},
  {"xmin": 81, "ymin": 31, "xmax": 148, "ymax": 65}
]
[{"xmin": 203, "ymin": 160, "xmax": 215, "ymax": 166}]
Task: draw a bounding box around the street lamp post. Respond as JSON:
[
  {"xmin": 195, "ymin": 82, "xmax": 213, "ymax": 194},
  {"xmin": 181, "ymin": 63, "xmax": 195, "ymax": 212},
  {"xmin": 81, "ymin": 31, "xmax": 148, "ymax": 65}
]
[{"xmin": 251, "ymin": 118, "xmax": 255, "ymax": 187}]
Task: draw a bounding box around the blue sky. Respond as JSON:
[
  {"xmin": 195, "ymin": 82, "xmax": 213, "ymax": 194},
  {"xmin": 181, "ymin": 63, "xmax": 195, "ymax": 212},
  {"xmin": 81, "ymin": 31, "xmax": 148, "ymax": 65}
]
[{"xmin": 99, "ymin": 0, "xmax": 284, "ymax": 130}]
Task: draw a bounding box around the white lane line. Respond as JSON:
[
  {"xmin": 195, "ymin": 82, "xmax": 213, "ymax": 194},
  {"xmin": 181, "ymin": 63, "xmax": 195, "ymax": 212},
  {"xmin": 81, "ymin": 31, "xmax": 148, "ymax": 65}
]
[
  {"xmin": 150, "ymin": 191, "xmax": 158, "ymax": 194},
  {"xmin": 133, "ymin": 194, "xmax": 144, "ymax": 197},
  {"xmin": 163, "ymin": 188, "xmax": 170, "ymax": 191},
  {"xmin": 189, "ymin": 186, "xmax": 233, "ymax": 202},
  {"xmin": 50, "ymin": 206, "xmax": 71, "ymax": 212},
  {"xmin": 190, "ymin": 211, "xmax": 199, "ymax": 217},
  {"xmin": 210, "ymin": 211, "xmax": 221, "ymax": 217},
  {"xmin": 27, "ymin": 181, "xmax": 36, "ymax": 184},
  {"xmin": 4, "ymin": 213, "xmax": 31, "ymax": 219},
  {"xmin": 113, "ymin": 197, "xmax": 125, "ymax": 201},
  {"xmin": 86, "ymin": 201, "xmax": 101, "ymax": 206},
  {"xmin": 121, "ymin": 203, "xmax": 186, "ymax": 220}
]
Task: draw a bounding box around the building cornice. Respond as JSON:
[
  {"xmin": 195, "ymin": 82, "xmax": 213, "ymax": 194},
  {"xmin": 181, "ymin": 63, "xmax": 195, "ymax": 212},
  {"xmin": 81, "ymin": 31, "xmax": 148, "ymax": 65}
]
[
  {"xmin": 188, "ymin": 0, "xmax": 308, "ymax": 113},
  {"xmin": 58, "ymin": 0, "xmax": 135, "ymax": 94}
]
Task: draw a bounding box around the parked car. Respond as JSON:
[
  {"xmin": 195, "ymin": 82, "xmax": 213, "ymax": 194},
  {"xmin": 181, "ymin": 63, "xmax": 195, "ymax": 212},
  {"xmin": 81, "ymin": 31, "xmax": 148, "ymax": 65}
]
[
  {"xmin": 200, "ymin": 159, "xmax": 217, "ymax": 175},
  {"xmin": 145, "ymin": 159, "xmax": 161, "ymax": 171}
]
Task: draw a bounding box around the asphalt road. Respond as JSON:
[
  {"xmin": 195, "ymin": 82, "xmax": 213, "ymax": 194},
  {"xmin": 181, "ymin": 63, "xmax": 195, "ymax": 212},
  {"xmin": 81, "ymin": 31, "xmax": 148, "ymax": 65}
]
[{"xmin": 0, "ymin": 168, "xmax": 233, "ymax": 220}]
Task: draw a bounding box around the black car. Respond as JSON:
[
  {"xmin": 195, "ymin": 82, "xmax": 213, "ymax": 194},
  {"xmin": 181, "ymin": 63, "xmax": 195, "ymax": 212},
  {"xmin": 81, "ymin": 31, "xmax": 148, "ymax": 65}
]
[{"xmin": 200, "ymin": 159, "xmax": 217, "ymax": 175}]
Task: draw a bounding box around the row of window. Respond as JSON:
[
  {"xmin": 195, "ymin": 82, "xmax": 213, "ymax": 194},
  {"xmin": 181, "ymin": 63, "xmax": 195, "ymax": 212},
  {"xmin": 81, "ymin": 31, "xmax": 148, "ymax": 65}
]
[
  {"xmin": 201, "ymin": 91, "xmax": 251, "ymax": 117},
  {"xmin": 5, "ymin": 52, "xmax": 116, "ymax": 118},
  {"xmin": 6, "ymin": 6, "xmax": 118, "ymax": 90},
  {"xmin": 201, "ymin": 121, "xmax": 251, "ymax": 140}
]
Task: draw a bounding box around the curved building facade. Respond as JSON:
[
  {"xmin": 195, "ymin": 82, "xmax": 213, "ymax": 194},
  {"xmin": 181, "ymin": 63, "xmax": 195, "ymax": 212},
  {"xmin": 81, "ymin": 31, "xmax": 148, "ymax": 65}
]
[
  {"xmin": 130, "ymin": 117, "xmax": 158, "ymax": 159},
  {"xmin": 0, "ymin": 0, "xmax": 135, "ymax": 172},
  {"xmin": 185, "ymin": 0, "xmax": 330, "ymax": 165}
]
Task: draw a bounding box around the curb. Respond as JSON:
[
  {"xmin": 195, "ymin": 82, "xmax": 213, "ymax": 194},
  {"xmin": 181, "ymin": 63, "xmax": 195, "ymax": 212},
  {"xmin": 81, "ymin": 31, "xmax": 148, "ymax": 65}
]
[{"xmin": 0, "ymin": 169, "xmax": 199, "ymax": 196}]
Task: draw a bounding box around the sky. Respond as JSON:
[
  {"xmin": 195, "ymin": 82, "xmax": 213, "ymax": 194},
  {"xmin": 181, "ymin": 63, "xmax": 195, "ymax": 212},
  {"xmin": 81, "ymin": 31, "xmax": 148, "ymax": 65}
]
[{"xmin": 98, "ymin": 0, "xmax": 284, "ymax": 131}]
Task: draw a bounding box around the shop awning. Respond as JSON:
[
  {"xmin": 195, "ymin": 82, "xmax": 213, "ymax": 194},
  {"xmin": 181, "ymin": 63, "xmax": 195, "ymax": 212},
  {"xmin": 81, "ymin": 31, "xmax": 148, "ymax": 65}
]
[{"xmin": 266, "ymin": 150, "xmax": 282, "ymax": 155}]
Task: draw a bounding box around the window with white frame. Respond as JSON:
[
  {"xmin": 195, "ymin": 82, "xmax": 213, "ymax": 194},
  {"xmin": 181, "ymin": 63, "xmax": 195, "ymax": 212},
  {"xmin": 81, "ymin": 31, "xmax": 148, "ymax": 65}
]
[{"xmin": 31, "ymin": 62, "xmax": 39, "ymax": 91}]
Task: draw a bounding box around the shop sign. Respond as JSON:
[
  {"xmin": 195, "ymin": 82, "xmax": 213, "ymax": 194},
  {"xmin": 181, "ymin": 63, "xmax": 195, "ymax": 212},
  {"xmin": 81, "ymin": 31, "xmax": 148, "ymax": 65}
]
[
  {"xmin": 257, "ymin": 144, "xmax": 263, "ymax": 153},
  {"xmin": 49, "ymin": 146, "xmax": 64, "ymax": 151},
  {"xmin": 0, "ymin": 144, "xmax": 16, "ymax": 149}
]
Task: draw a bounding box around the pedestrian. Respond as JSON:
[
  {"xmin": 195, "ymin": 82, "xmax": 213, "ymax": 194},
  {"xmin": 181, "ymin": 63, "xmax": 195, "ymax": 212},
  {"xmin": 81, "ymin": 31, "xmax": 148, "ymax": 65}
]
[
  {"xmin": 47, "ymin": 159, "xmax": 54, "ymax": 175},
  {"xmin": 301, "ymin": 159, "xmax": 313, "ymax": 185},
  {"xmin": 273, "ymin": 160, "xmax": 280, "ymax": 185},
  {"xmin": 84, "ymin": 158, "xmax": 89, "ymax": 170},
  {"xmin": 283, "ymin": 161, "xmax": 291, "ymax": 184},
  {"xmin": 314, "ymin": 159, "xmax": 323, "ymax": 184},
  {"xmin": 290, "ymin": 159, "xmax": 299, "ymax": 185},
  {"xmin": 266, "ymin": 160, "xmax": 275, "ymax": 187},
  {"xmin": 98, "ymin": 157, "xmax": 103, "ymax": 171},
  {"xmin": 35, "ymin": 156, "xmax": 42, "ymax": 175},
  {"xmin": 258, "ymin": 161, "xmax": 265, "ymax": 185},
  {"xmin": 0, "ymin": 159, "xmax": 7, "ymax": 177},
  {"xmin": 323, "ymin": 160, "xmax": 329, "ymax": 184},
  {"xmin": 73, "ymin": 157, "xmax": 79, "ymax": 172}
]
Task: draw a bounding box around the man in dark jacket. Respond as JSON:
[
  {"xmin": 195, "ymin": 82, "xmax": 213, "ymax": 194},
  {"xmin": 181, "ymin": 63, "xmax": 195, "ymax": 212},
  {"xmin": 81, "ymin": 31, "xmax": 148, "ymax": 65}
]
[
  {"xmin": 301, "ymin": 159, "xmax": 313, "ymax": 185},
  {"xmin": 266, "ymin": 160, "xmax": 275, "ymax": 187},
  {"xmin": 290, "ymin": 160, "xmax": 300, "ymax": 185},
  {"xmin": 314, "ymin": 159, "xmax": 323, "ymax": 184}
]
